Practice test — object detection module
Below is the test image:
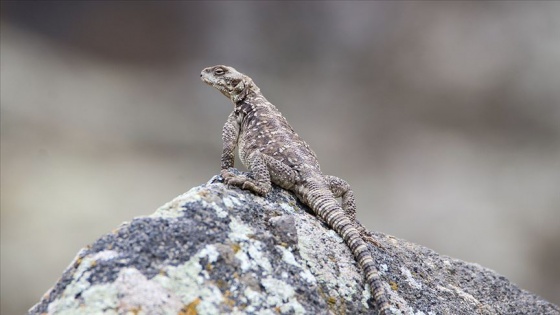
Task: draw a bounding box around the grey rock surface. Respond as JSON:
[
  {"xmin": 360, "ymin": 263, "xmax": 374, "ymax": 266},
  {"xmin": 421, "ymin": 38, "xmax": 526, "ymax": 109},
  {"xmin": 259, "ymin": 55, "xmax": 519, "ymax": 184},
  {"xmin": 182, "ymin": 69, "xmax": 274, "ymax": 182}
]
[{"xmin": 29, "ymin": 174, "xmax": 559, "ymax": 315}]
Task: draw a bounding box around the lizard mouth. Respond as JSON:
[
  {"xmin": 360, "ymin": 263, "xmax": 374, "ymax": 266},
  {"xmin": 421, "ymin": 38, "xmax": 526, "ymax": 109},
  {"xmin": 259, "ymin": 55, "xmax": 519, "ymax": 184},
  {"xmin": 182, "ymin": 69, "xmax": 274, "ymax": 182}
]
[
  {"xmin": 201, "ymin": 78, "xmax": 230, "ymax": 97},
  {"xmin": 200, "ymin": 73, "xmax": 211, "ymax": 84},
  {"xmin": 201, "ymin": 77, "xmax": 220, "ymax": 91}
]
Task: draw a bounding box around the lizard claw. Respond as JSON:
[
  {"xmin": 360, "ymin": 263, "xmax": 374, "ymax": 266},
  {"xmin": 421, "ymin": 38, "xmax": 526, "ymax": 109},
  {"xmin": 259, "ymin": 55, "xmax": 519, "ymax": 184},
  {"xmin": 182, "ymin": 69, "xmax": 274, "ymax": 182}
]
[
  {"xmin": 364, "ymin": 235, "xmax": 383, "ymax": 248},
  {"xmin": 241, "ymin": 181, "xmax": 269, "ymax": 196},
  {"xmin": 221, "ymin": 169, "xmax": 236, "ymax": 180},
  {"xmin": 356, "ymin": 224, "xmax": 384, "ymax": 248},
  {"xmin": 220, "ymin": 171, "xmax": 270, "ymax": 196}
]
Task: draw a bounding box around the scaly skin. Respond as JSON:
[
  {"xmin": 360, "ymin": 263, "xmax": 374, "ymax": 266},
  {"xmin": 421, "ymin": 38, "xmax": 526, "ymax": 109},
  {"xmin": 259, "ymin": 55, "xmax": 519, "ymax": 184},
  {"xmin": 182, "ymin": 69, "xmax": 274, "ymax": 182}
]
[{"xmin": 201, "ymin": 65, "xmax": 391, "ymax": 314}]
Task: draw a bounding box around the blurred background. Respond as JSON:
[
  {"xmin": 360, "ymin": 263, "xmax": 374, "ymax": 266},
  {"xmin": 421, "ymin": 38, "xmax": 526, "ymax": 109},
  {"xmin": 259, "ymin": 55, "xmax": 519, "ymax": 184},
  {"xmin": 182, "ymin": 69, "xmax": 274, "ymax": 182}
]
[{"xmin": 1, "ymin": 2, "xmax": 559, "ymax": 313}]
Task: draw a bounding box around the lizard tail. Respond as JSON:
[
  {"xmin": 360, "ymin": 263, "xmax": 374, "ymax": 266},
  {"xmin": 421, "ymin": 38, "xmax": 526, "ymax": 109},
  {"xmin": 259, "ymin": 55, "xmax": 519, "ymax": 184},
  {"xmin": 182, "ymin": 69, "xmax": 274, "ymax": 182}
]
[{"xmin": 305, "ymin": 188, "xmax": 392, "ymax": 315}]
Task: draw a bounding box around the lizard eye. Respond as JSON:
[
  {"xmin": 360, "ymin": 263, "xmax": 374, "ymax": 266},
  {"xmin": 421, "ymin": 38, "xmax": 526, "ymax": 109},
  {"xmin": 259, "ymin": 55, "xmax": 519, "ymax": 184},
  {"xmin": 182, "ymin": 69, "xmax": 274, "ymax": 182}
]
[{"xmin": 214, "ymin": 68, "xmax": 225, "ymax": 76}]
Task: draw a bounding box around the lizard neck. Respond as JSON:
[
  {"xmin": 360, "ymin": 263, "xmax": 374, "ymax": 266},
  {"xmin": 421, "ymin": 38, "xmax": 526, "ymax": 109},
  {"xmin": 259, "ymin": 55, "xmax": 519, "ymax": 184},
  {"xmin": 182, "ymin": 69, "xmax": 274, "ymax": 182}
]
[
  {"xmin": 235, "ymin": 100, "xmax": 256, "ymax": 116},
  {"xmin": 234, "ymin": 88, "xmax": 269, "ymax": 113},
  {"xmin": 235, "ymin": 87, "xmax": 261, "ymax": 104}
]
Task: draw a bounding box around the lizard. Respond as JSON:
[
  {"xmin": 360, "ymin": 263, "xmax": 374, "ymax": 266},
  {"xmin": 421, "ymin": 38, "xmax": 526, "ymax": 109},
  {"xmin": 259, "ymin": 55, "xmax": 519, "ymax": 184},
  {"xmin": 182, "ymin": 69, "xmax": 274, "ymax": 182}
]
[{"xmin": 200, "ymin": 65, "xmax": 392, "ymax": 314}]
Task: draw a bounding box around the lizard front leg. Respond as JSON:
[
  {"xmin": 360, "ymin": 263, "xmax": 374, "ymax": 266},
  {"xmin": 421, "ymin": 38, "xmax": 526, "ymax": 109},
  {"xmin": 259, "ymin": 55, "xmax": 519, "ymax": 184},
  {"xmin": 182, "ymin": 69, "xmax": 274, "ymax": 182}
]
[
  {"xmin": 218, "ymin": 112, "xmax": 266, "ymax": 193},
  {"xmin": 326, "ymin": 175, "xmax": 380, "ymax": 247},
  {"xmin": 220, "ymin": 112, "xmax": 239, "ymax": 181}
]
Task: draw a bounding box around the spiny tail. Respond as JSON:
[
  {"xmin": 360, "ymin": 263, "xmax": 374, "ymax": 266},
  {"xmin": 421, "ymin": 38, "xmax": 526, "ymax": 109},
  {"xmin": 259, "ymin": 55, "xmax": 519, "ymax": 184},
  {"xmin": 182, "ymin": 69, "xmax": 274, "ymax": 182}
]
[{"xmin": 306, "ymin": 188, "xmax": 391, "ymax": 315}]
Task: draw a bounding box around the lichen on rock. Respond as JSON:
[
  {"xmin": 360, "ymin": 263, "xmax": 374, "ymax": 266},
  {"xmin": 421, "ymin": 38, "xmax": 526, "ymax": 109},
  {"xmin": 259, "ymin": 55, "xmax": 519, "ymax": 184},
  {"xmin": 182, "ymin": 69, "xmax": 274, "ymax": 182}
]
[{"xmin": 29, "ymin": 174, "xmax": 559, "ymax": 315}]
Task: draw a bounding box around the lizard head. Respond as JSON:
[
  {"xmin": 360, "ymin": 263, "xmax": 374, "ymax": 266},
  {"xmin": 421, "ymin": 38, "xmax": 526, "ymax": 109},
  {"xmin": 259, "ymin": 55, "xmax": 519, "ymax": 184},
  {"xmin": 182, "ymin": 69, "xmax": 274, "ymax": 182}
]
[{"xmin": 201, "ymin": 65, "xmax": 258, "ymax": 104}]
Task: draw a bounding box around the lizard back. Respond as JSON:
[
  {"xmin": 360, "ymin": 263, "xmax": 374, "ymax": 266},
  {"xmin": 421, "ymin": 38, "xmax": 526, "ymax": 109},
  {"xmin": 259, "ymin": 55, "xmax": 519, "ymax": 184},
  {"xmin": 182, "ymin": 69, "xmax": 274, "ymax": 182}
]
[{"xmin": 235, "ymin": 98, "xmax": 321, "ymax": 173}]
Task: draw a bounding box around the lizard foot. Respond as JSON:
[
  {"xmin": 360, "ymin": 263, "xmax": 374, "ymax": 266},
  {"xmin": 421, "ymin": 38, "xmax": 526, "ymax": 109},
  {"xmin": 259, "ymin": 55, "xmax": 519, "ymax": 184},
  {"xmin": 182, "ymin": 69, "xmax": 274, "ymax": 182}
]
[
  {"xmin": 220, "ymin": 170, "xmax": 235, "ymax": 181},
  {"xmin": 221, "ymin": 170, "xmax": 270, "ymax": 196},
  {"xmin": 357, "ymin": 225, "xmax": 383, "ymax": 248},
  {"xmin": 363, "ymin": 234, "xmax": 382, "ymax": 248}
]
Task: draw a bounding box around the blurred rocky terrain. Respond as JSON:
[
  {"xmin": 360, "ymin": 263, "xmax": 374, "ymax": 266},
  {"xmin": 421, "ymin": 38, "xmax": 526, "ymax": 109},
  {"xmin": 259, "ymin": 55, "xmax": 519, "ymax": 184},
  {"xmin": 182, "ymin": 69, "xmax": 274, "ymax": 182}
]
[{"xmin": 1, "ymin": 2, "xmax": 559, "ymax": 314}]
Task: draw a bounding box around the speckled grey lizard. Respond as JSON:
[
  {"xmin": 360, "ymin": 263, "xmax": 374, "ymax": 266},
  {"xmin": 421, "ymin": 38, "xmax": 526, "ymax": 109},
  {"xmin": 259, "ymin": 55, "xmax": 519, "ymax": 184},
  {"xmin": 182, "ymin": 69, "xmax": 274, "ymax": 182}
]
[{"xmin": 201, "ymin": 65, "xmax": 391, "ymax": 314}]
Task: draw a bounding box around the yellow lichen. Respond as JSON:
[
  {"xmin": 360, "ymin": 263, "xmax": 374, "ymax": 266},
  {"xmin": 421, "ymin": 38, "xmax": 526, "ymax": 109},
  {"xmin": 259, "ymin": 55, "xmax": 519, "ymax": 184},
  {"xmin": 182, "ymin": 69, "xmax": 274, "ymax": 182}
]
[
  {"xmin": 222, "ymin": 290, "xmax": 236, "ymax": 308},
  {"xmin": 231, "ymin": 243, "xmax": 241, "ymax": 253},
  {"xmin": 215, "ymin": 279, "xmax": 228, "ymax": 290},
  {"xmin": 179, "ymin": 298, "xmax": 201, "ymax": 315}
]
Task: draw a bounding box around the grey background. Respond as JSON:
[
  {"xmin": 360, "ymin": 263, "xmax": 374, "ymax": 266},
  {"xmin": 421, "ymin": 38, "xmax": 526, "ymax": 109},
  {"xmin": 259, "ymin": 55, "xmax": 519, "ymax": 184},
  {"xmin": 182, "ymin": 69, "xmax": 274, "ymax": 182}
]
[{"xmin": 1, "ymin": 2, "xmax": 559, "ymax": 314}]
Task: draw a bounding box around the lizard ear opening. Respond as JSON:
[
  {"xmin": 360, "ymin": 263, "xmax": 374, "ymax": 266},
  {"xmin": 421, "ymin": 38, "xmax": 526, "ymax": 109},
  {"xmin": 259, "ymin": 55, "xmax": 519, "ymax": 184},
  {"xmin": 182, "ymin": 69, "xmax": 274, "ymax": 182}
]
[{"xmin": 232, "ymin": 78, "xmax": 251, "ymax": 103}]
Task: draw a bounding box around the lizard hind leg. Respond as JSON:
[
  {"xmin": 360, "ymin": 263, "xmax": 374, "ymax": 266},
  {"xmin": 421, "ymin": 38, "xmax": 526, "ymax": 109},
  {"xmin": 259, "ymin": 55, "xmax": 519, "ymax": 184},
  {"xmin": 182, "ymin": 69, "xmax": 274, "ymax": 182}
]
[
  {"xmin": 325, "ymin": 175, "xmax": 379, "ymax": 246},
  {"xmin": 223, "ymin": 152, "xmax": 298, "ymax": 196},
  {"xmin": 223, "ymin": 151, "xmax": 272, "ymax": 196},
  {"xmin": 325, "ymin": 175, "xmax": 357, "ymax": 222}
]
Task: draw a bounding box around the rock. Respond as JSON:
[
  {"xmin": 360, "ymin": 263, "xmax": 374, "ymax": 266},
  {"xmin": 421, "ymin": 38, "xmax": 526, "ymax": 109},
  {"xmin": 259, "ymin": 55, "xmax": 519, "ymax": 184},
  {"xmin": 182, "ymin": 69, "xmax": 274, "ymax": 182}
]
[{"xmin": 29, "ymin": 174, "xmax": 559, "ymax": 315}]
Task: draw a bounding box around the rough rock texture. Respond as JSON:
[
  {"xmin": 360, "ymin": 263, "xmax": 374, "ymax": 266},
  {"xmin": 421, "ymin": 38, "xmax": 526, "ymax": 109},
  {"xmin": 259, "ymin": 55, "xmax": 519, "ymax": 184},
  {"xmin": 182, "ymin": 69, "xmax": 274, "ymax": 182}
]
[{"xmin": 30, "ymin": 174, "xmax": 559, "ymax": 315}]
